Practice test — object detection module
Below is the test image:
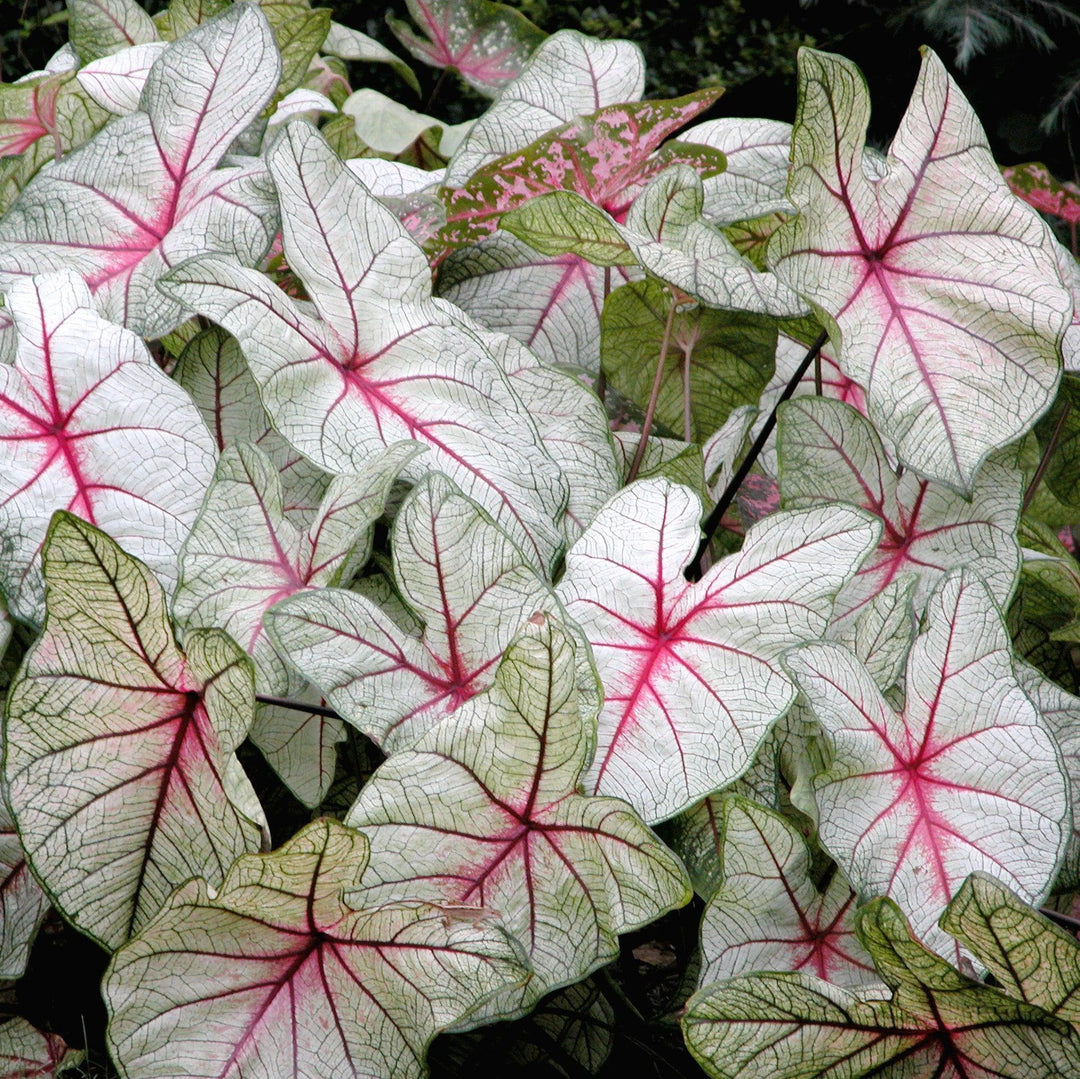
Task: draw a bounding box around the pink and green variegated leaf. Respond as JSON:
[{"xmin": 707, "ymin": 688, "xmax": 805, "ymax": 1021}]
[
  {"xmin": 173, "ymin": 325, "xmax": 329, "ymax": 526},
  {"xmin": 104, "ymin": 818, "xmax": 530, "ymax": 1079},
  {"xmin": 0, "ymin": 1018, "xmax": 81, "ymax": 1078},
  {"xmin": 0, "ymin": 272, "xmax": 216, "ymax": 625},
  {"xmin": 681, "ymin": 117, "xmax": 794, "ymax": 226},
  {"xmin": 266, "ymin": 470, "xmax": 555, "ymax": 753},
  {"xmin": 3, "ymin": 513, "xmax": 263, "ymax": 952},
  {"xmin": 0, "ymin": 788, "xmax": 47, "ymax": 980},
  {"xmin": 1004, "ymin": 162, "xmax": 1080, "ymax": 225},
  {"xmin": 0, "ymin": 72, "xmax": 108, "ymax": 216},
  {"xmin": 174, "ymin": 440, "xmax": 418, "ymax": 806},
  {"xmin": 556, "ymin": 478, "xmax": 880, "ymax": 823},
  {"xmin": 683, "ymin": 897, "xmax": 1080, "ymax": 1079},
  {"xmin": 438, "ymin": 232, "xmax": 635, "ymax": 372},
  {"xmin": 0, "ymin": 4, "xmax": 282, "ymax": 339},
  {"xmin": 777, "ymin": 396, "xmax": 1022, "ymax": 622},
  {"xmin": 68, "ymin": 0, "xmax": 159, "ymax": 64},
  {"xmin": 76, "ymin": 42, "xmax": 168, "ymax": 115},
  {"xmin": 785, "ymin": 569, "xmax": 1069, "ymax": 963},
  {"xmin": 162, "ymin": 121, "xmax": 567, "ymax": 572},
  {"xmin": 387, "ymin": 0, "xmax": 545, "ymax": 96},
  {"xmin": 438, "ymin": 90, "xmax": 724, "ymax": 254},
  {"xmin": 767, "ymin": 47, "xmax": 1070, "ymax": 491},
  {"xmin": 345, "ymin": 614, "xmax": 691, "ymax": 1020},
  {"xmin": 1015, "ymin": 663, "xmax": 1080, "ymax": 893},
  {"xmin": 698, "ymin": 797, "xmax": 877, "ymax": 988},
  {"xmin": 444, "ymin": 30, "xmax": 645, "ymax": 186}
]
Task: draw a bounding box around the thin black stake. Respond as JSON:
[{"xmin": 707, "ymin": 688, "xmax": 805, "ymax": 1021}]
[
  {"xmin": 814, "ymin": 349, "xmax": 823, "ymax": 396},
  {"xmin": 1023, "ymin": 399, "xmax": 1072, "ymax": 513},
  {"xmin": 255, "ymin": 693, "xmax": 342, "ymax": 720},
  {"xmin": 687, "ymin": 330, "xmax": 829, "ymax": 581}
]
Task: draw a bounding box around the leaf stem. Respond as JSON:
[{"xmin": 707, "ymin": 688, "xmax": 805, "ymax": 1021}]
[
  {"xmin": 1023, "ymin": 399, "xmax": 1071, "ymax": 513},
  {"xmin": 255, "ymin": 693, "xmax": 342, "ymax": 720},
  {"xmin": 424, "ymin": 67, "xmax": 449, "ymax": 114},
  {"xmin": 627, "ymin": 287, "xmax": 678, "ymax": 483},
  {"xmin": 687, "ymin": 330, "xmax": 829, "ymax": 581},
  {"xmin": 1040, "ymin": 905, "xmax": 1080, "ymax": 935}
]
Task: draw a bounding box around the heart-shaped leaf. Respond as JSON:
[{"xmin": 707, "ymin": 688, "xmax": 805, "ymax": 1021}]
[
  {"xmin": 556, "ymin": 478, "xmax": 880, "ymax": 823},
  {"xmin": 444, "ymin": 29, "xmax": 644, "ymax": 186},
  {"xmin": 683, "ymin": 896, "xmax": 1080, "ymax": 1078},
  {"xmin": 767, "ymin": 47, "xmax": 1071, "ymax": 491},
  {"xmin": 173, "ymin": 325, "xmax": 329, "ymax": 526},
  {"xmin": 387, "ymin": 0, "xmax": 546, "ymax": 96},
  {"xmin": 345, "ymin": 613, "xmax": 691, "ymax": 1018},
  {"xmin": 162, "ymin": 121, "xmax": 567, "ymax": 573},
  {"xmin": 0, "ymin": 4, "xmax": 282, "ymax": 338},
  {"xmin": 174, "ymin": 440, "xmax": 418, "ymax": 805},
  {"xmin": 266, "ymin": 471, "xmax": 555, "ymax": 753},
  {"xmin": 321, "ymin": 21, "xmax": 420, "ymax": 95},
  {"xmin": 0, "ymin": 272, "xmax": 216, "ymax": 624},
  {"xmin": 785, "ymin": 569, "xmax": 1069, "ymax": 961},
  {"xmin": 4, "ymin": 513, "xmax": 263, "ymax": 951},
  {"xmin": 0, "ymin": 789, "xmax": 47, "ymax": 980},
  {"xmin": 777, "ymin": 396, "xmax": 1022, "ymax": 620},
  {"xmin": 76, "ymin": 42, "xmax": 168, "ymax": 115},
  {"xmin": 104, "ymin": 818, "xmax": 530, "ymax": 1079},
  {"xmin": 0, "ymin": 1018, "xmax": 80, "ymax": 1078}
]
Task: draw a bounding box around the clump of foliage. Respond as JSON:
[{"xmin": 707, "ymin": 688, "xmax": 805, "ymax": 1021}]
[{"xmin": 0, "ymin": 1, "xmax": 1079, "ymax": 1076}]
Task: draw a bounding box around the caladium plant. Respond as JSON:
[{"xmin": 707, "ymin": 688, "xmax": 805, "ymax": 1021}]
[{"xmin": 0, "ymin": 1, "xmax": 1078, "ymax": 1075}]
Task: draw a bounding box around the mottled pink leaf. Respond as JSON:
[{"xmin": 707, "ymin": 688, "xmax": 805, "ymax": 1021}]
[{"xmin": 1004, "ymin": 162, "xmax": 1080, "ymax": 225}]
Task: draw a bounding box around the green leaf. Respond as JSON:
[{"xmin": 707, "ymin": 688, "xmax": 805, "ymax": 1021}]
[
  {"xmin": 683, "ymin": 898, "xmax": 1080, "ymax": 1078},
  {"xmin": 3, "ymin": 513, "xmax": 263, "ymax": 951},
  {"xmin": 601, "ymin": 278, "xmax": 776, "ymax": 444},
  {"xmin": 105, "ymin": 819, "xmax": 530, "ymax": 1079},
  {"xmin": 273, "ymin": 7, "xmax": 332, "ymax": 97},
  {"xmin": 1035, "ymin": 374, "xmax": 1080, "ymax": 509},
  {"xmin": 346, "ymin": 614, "xmax": 690, "ymax": 1020},
  {"xmin": 68, "ymin": 0, "xmax": 158, "ymax": 64}
]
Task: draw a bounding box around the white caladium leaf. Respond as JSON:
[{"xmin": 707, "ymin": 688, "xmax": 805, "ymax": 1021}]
[
  {"xmin": 556, "ymin": 478, "xmax": 880, "ymax": 823},
  {"xmin": 0, "ymin": 788, "xmax": 47, "ymax": 980},
  {"xmin": 346, "ymin": 614, "xmax": 691, "ymax": 1018},
  {"xmin": 445, "ymin": 29, "xmax": 644, "ymax": 186},
  {"xmin": 4, "ymin": 513, "xmax": 262, "ymax": 951},
  {"xmin": 683, "ymin": 897, "xmax": 1080, "ymax": 1079},
  {"xmin": 778, "ymin": 396, "xmax": 1022, "ymax": 621},
  {"xmin": 321, "ymin": 20, "xmax": 420, "ymax": 95},
  {"xmin": 767, "ymin": 48, "xmax": 1071, "ymax": 491},
  {"xmin": 681, "ymin": 117, "xmax": 794, "ymax": 225},
  {"xmin": 76, "ymin": 42, "xmax": 167, "ymax": 115},
  {"xmin": 785, "ymin": 569, "xmax": 1069, "ymax": 962},
  {"xmin": 1016, "ymin": 662, "xmax": 1080, "ymax": 892},
  {"xmin": 267, "ymin": 87, "xmax": 335, "ymax": 128},
  {"xmin": 0, "ymin": 4, "xmax": 282, "ymax": 339},
  {"xmin": 703, "ymin": 404, "xmax": 756, "ymax": 499},
  {"xmin": 0, "ymin": 1018, "xmax": 80, "ymax": 1078},
  {"xmin": 68, "ymin": 0, "xmax": 158, "ymax": 64},
  {"xmin": 611, "ymin": 432, "xmax": 707, "ymax": 495},
  {"xmin": 105, "ymin": 818, "xmax": 530, "ymax": 1079},
  {"xmin": 347, "ymin": 157, "xmax": 444, "ymax": 198},
  {"xmin": 173, "ymin": 325, "xmax": 328, "ymax": 526},
  {"xmin": 0, "ymin": 272, "xmax": 216, "ymax": 624},
  {"xmin": 340, "ymin": 88, "xmax": 472, "ymax": 157},
  {"xmin": 162, "ymin": 121, "xmax": 567, "ymax": 572},
  {"xmin": 438, "ymin": 233, "xmax": 634, "ymax": 372},
  {"xmin": 266, "ymin": 471, "xmax": 555, "ymax": 753},
  {"xmin": 174, "ymin": 440, "xmax": 418, "ymax": 805},
  {"xmin": 698, "ymin": 796, "xmax": 877, "ymax": 988}
]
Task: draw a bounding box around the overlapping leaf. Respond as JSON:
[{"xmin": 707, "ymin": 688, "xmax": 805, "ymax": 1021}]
[
  {"xmin": 777, "ymin": 396, "xmax": 1022, "ymax": 620},
  {"xmin": 105, "ymin": 818, "xmax": 530, "ymax": 1079},
  {"xmin": 346, "ymin": 614, "xmax": 690, "ymax": 1018},
  {"xmin": 768, "ymin": 47, "xmax": 1071, "ymax": 491},
  {"xmin": 697, "ymin": 796, "xmax": 876, "ymax": 988},
  {"xmin": 0, "ymin": 1018, "xmax": 80, "ymax": 1078},
  {"xmin": 0, "ymin": 272, "xmax": 216, "ymax": 624},
  {"xmin": 174, "ymin": 440, "xmax": 417, "ymax": 805},
  {"xmin": 444, "ymin": 29, "xmax": 645, "ymax": 186},
  {"xmin": 162, "ymin": 121, "xmax": 567, "ymax": 572},
  {"xmin": 387, "ymin": 0, "xmax": 546, "ymax": 95},
  {"xmin": 76, "ymin": 42, "xmax": 168, "ymax": 115},
  {"xmin": 68, "ymin": 0, "xmax": 158, "ymax": 63},
  {"xmin": 4, "ymin": 513, "xmax": 263, "ymax": 951},
  {"xmin": 556, "ymin": 478, "xmax": 880, "ymax": 823},
  {"xmin": 0, "ymin": 787, "xmax": 47, "ymax": 980},
  {"xmin": 266, "ymin": 471, "xmax": 555, "ymax": 753},
  {"xmin": 0, "ymin": 4, "xmax": 282, "ymax": 338},
  {"xmin": 785, "ymin": 569, "xmax": 1069, "ymax": 961},
  {"xmin": 683, "ymin": 897, "xmax": 1080, "ymax": 1078}
]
